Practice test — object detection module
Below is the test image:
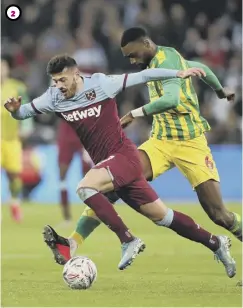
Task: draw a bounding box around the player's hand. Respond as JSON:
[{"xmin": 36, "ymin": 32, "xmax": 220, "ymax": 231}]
[
  {"xmin": 4, "ymin": 96, "xmax": 22, "ymax": 113},
  {"xmin": 177, "ymin": 68, "xmax": 206, "ymax": 79},
  {"xmin": 120, "ymin": 112, "xmax": 134, "ymax": 129},
  {"xmin": 216, "ymin": 87, "xmax": 235, "ymax": 103}
]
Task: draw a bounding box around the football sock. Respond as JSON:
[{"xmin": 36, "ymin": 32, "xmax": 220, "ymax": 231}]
[
  {"xmin": 9, "ymin": 177, "xmax": 22, "ymax": 221},
  {"xmin": 229, "ymin": 212, "xmax": 242, "ymax": 241},
  {"xmin": 70, "ymin": 193, "xmax": 119, "ymax": 244},
  {"xmin": 9, "ymin": 176, "xmax": 22, "ymax": 198},
  {"xmin": 70, "ymin": 207, "xmax": 101, "ymax": 244},
  {"xmin": 78, "ymin": 188, "xmax": 134, "ymax": 243},
  {"xmin": 60, "ymin": 180, "xmax": 71, "ymax": 220},
  {"xmin": 155, "ymin": 209, "xmax": 219, "ymax": 252}
]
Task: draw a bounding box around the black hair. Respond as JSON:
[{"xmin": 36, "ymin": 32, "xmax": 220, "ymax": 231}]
[
  {"xmin": 1, "ymin": 54, "xmax": 14, "ymax": 68},
  {"xmin": 121, "ymin": 27, "xmax": 148, "ymax": 47},
  {"xmin": 46, "ymin": 54, "xmax": 77, "ymax": 75}
]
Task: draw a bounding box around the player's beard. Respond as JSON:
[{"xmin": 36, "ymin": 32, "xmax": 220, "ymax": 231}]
[
  {"xmin": 66, "ymin": 79, "xmax": 78, "ymax": 98},
  {"xmin": 137, "ymin": 62, "xmax": 148, "ymax": 70},
  {"xmin": 137, "ymin": 55, "xmax": 152, "ymax": 70}
]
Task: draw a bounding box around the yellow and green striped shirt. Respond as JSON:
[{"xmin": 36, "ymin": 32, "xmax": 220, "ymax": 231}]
[{"xmin": 147, "ymin": 46, "xmax": 210, "ymax": 141}]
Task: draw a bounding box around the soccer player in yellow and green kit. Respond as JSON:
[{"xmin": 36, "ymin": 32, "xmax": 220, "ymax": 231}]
[
  {"xmin": 53, "ymin": 27, "xmax": 241, "ymax": 254},
  {"xmin": 1, "ymin": 55, "xmax": 33, "ymax": 222},
  {"xmin": 119, "ymin": 27, "xmax": 242, "ymax": 240}
]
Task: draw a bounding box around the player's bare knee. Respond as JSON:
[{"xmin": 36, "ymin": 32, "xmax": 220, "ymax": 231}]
[
  {"xmin": 76, "ymin": 168, "xmax": 113, "ymax": 196},
  {"xmin": 78, "ymin": 169, "xmax": 101, "ymax": 188},
  {"xmin": 76, "ymin": 186, "xmax": 98, "ymax": 201},
  {"xmin": 140, "ymin": 199, "xmax": 168, "ymax": 222},
  {"xmin": 153, "ymin": 208, "xmax": 174, "ymax": 227},
  {"xmin": 76, "ymin": 180, "xmax": 100, "ymax": 195}
]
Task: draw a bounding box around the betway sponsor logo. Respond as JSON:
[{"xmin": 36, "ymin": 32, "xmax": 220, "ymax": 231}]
[{"xmin": 61, "ymin": 105, "xmax": 102, "ymax": 121}]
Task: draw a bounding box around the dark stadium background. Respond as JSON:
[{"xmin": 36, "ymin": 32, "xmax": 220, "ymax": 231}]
[{"xmin": 1, "ymin": 0, "xmax": 242, "ymax": 202}]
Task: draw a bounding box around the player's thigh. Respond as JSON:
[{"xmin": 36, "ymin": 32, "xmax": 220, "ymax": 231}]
[
  {"xmin": 2, "ymin": 140, "xmax": 22, "ymax": 174},
  {"xmin": 77, "ymin": 152, "xmax": 133, "ymax": 193},
  {"xmin": 138, "ymin": 138, "xmax": 174, "ymax": 181},
  {"xmin": 97, "ymin": 151, "xmax": 143, "ymax": 190},
  {"xmin": 139, "ymin": 198, "xmax": 168, "ymax": 221},
  {"xmin": 77, "ymin": 167, "xmax": 114, "ymax": 193},
  {"xmin": 117, "ymin": 177, "xmax": 167, "ymax": 221},
  {"xmin": 174, "ymin": 134, "xmax": 220, "ymax": 189}
]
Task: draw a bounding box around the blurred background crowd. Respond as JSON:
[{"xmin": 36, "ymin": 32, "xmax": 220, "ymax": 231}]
[{"xmin": 2, "ymin": 0, "xmax": 242, "ymax": 145}]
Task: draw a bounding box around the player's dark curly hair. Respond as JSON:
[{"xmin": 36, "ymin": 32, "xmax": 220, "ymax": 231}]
[
  {"xmin": 47, "ymin": 54, "xmax": 77, "ymax": 75},
  {"xmin": 121, "ymin": 27, "xmax": 148, "ymax": 47}
]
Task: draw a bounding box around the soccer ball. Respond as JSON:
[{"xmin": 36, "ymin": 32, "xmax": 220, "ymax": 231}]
[{"xmin": 62, "ymin": 256, "xmax": 97, "ymax": 290}]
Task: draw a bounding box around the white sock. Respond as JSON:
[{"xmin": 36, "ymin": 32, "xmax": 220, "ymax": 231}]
[{"xmin": 68, "ymin": 238, "xmax": 78, "ymax": 257}]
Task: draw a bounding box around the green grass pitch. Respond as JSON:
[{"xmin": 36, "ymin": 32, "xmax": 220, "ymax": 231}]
[{"xmin": 1, "ymin": 203, "xmax": 242, "ymax": 307}]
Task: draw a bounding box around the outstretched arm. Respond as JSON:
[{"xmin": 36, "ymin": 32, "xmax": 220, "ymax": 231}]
[
  {"xmin": 4, "ymin": 88, "xmax": 54, "ymax": 120},
  {"xmin": 187, "ymin": 60, "xmax": 222, "ymax": 91},
  {"xmin": 143, "ymin": 61, "xmax": 225, "ymax": 116},
  {"xmin": 120, "ymin": 78, "xmax": 181, "ymax": 128},
  {"xmin": 4, "ymin": 97, "xmax": 37, "ymax": 120},
  {"xmin": 188, "ymin": 60, "xmax": 235, "ymax": 102},
  {"xmin": 100, "ymin": 67, "xmax": 205, "ymax": 98}
]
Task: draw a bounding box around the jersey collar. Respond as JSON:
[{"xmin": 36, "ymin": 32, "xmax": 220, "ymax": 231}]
[{"xmin": 148, "ymin": 45, "xmax": 160, "ymax": 69}]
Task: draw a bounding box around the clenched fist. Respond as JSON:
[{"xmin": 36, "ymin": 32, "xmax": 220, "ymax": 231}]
[
  {"xmin": 120, "ymin": 112, "xmax": 134, "ymax": 129},
  {"xmin": 216, "ymin": 87, "xmax": 235, "ymax": 103}
]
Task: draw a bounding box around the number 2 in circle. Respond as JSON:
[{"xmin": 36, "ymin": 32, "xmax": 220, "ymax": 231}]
[{"xmin": 5, "ymin": 5, "xmax": 22, "ymax": 21}]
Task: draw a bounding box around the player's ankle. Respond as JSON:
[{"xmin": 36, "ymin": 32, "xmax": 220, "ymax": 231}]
[
  {"xmin": 68, "ymin": 238, "xmax": 78, "ymax": 257},
  {"xmin": 229, "ymin": 212, "xmax": 242, "ymax": 232},
  {"xmin": 68, "ymin": 237, "xmax": 78, "ymax": 244},
  {"xmin": 69, "ymin": 231, "xmax": 84, "ymax": 245},
  {"xmin": 120, "ymin": 230, "xmax": 135, "ymax": 244}
]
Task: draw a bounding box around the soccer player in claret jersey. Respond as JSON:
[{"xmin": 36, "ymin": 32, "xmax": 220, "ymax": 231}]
[{"xmin": 4, "ymin": 55, "xmax": 236, "ymax": 275}]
